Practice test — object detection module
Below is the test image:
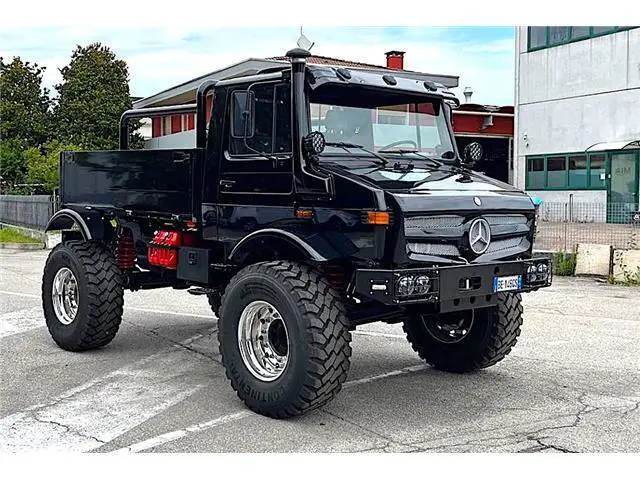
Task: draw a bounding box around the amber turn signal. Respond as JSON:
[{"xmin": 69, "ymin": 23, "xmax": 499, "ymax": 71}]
[
  {"xmin": 295, "ymin": 208, "xmax": 314, "ymax": 219},
  {"xmin": 366, "ymin": 211, "xmax": 390, "ymax": 225}
]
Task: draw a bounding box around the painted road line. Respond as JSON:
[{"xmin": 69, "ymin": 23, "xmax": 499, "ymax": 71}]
[
  {"xmin": 343, "ymin": 364, "xmax": 429, "ymax": 388},
  {"xmin": 112, "ymin": 363, "xmax": 429, "ymax": 453},
  {"xmin": 0, "ymin": 307, "xmax": 44, "ymax": 338},
  {"xmin": 352, "ymin": 330, "xmax": 405, "ymax": 339},
  {"xmin": 112, "ymin": 411, "xmax": 253, "ymax": 453},
  {"xmin": 127, "ymin": 306, "xmax": 213, "ymax": 319},
  {"xmin": 0, "ymin": 290, "xmax": 38, "ymax": 299},
  {"xmin": 0, "ymin": 291, "xmax": 213, "ymax": 319},
  {"xmin": 0, "ymin": 346, "xmax": 206, "ymax": 453}
]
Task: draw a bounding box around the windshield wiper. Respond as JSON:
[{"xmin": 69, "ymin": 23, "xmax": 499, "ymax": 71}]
[
  {"xmin": 325, "ymin": 142, "xmax": 388, "ymax": 166},
  {"xmin": 377, "ymin": 148, "xmax": 444, "ymax": 167}
]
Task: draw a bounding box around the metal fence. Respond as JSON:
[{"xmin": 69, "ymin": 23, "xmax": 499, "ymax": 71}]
[
  {"xmin": 1, "ymin": 194, "xmax": 638, "ymax": 252},
  {"xmin": 534, "ymin": 202, "xmax": 640, "ymax": 251},
  {"xmin": 0, "ymin": 195, "xmax": 56, "ymax": 230}
]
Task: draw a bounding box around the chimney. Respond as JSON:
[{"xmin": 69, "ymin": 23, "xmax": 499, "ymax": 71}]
[
  {"xmin": 463, "ymin": 86, "xmax": 474, "ymax": 103},
  {"xmin": 385, "ymin": 50, "xmax": 405, "ymax": 70}
]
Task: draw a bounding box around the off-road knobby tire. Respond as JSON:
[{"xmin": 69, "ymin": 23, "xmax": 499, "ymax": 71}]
[
  {"xmin": 218, "ymin": 260, "xmax": 352, "ymax": 418},
  {"xmin": 403, "ymin": 293, "xmax": 523, "ymax": 373},
  {"xmin": 42, "ymin": 240, "xmax": 124, "ymax": 351}
]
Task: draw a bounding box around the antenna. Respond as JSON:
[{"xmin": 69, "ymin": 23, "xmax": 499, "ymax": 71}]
[{"xmin": 296, "ymin": 26, "xmax": 315, "ymax": 51}]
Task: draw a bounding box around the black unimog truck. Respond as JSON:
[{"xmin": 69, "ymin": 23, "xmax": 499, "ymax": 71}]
[{"xmin": 42, "ymin": 48, "xmax": 552, "ymax": 418}]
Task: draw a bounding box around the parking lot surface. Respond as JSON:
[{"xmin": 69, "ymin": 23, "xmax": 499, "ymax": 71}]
[{"xmin": 1, "ymin": 249, "xmax": 639, "ymax": 453}]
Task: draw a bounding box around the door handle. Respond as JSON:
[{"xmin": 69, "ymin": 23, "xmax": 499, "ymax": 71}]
[{"xmin": 220, "ymin": 179, "xmax": 236, "ymax": 189}]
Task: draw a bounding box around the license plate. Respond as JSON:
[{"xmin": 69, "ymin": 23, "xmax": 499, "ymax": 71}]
[{"xmin": 493, "ymin": 275, "xmax": 522, "ymax": 293}]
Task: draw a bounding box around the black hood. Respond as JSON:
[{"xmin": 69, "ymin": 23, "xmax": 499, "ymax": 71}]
[{"xmin": 321, "ymin": 160, "xmax": 535, "ymax": 213}]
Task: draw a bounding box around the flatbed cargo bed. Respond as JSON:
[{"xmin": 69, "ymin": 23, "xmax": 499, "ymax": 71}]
[{"xmin": 60, "ymin": 148, "xmax": 201, "ymax": 218}]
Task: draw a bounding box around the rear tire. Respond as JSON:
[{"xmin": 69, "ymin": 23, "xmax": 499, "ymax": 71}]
[
  {"xmin": 42, "ymin": 240, "xmax": 124, "ymax": 351},
  {"xmin": 403, "ymin": 293, "xmax": 523, "ymax": 373},
  {"xmin": 218, "ymin": 260, "xmax": 352, "ymax": 418}
]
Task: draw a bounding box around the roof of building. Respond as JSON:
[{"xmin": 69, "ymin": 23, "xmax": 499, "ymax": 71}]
[
  {"xmin": 268, "ymin": 54, "xmax": 396, "ymax": 70},
  {"xmin": 133, "ymin": 54, "xmax": 459, "ymax": 109}
]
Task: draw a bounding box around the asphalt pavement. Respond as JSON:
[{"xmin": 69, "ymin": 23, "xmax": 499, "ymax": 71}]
[{"xmin": 1, "ymin": 248, "xmax": 639, "ymax": 453}]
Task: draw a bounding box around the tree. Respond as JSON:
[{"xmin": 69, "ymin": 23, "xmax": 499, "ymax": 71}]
[
  {"xmin": 0, "ymin": 138, "xmax": 28, "ymax": 191},
  {"xmin": 26, "ymin": 141, "xmax": 81, "ymax": 193},
  {"xmin": 0, "ymin": 57, "xmax": 52, "ymax": 148},
  {"xmin": 54, "ymin": 43, "xmax": 142, "ymax": 150}
]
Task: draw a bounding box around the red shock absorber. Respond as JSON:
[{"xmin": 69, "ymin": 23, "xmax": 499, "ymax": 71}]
[{"xmin": 115, "ymin": 229, "xmax": 136, "ymax": 270}]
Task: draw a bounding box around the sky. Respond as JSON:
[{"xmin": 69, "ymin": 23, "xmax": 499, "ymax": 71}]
[{"xmin": 0, "ymin": 26, "xmax": 516, "ymax": 106}]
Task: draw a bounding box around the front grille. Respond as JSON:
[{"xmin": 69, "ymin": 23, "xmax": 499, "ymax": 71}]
[
  {"xmin": 484, "ymin": 214, "xmax": 529, "ymax": 228},
  {"xmin": 486, "ymin": 236, "xmax": 524, "ymax": 254},
  {"xmin": 407, "ymin": 242, "xmax": 461, "ymax": 256},
  {"xmin": 404, "ymin": 213, "xmax": 532, "ymax": 261},
  {"xmin": 404, "ymin": 215, "xmax": 463, "ymax": 232}
]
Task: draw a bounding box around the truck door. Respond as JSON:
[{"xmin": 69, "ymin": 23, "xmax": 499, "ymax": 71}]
[{"xmin": 217, "ymin": 81, "xmax": 294, "ymax": 244}]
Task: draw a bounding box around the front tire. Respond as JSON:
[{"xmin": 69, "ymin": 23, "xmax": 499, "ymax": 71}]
[
  {"xmin": 218, "ymin": 260, "xmax": 352, "ymax": 418},
  {"xmin": 42, "ymin": 240, "xmax": 124, "ymax": 351},
  {"xmin": 403, "ymin": 293, "xmax": 523, "ymax": 373}
]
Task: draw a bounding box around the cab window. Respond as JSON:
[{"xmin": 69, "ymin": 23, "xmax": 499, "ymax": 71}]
[{"xmin": 229, "ymin": 83, "xmax": 291, "ymax": 156}]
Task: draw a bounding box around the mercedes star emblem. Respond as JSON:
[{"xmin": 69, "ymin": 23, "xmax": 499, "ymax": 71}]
[{"xmin": 469, "ymin": 218, "xmax": 491, "ymax": 255}]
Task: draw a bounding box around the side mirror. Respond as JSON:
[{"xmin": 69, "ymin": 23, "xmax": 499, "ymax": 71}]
[
  {"xmin": 231, "ymin": 90, "xmax": 255, "ymax": 138},
  {"xmin": 462, "ymin": 142, "xmax": 483, "ymax": 166},
  {"xmin": 302, "ymin": 131, "xmax": 325, "ymax": 159}
]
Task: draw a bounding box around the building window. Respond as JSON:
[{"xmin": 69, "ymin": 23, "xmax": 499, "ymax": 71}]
[
  {"xmin": 525, "ymin": 151, "xmax": 618, "ymax": 191},
  {"xmin": 549, "ymin": 27, "xmax": 571, "ymax": 44},
  {"xmin": 568, "ymin": 155, "xmax": 588, "ymax": 188},
  {"xmin": 571, "ymin": 26, "xmax": 590, "ymax": 39},
  {"xmin": 526, "ymin": 157, "xmax": 545, "ymax": 189},
  {"xmin": 527, "ymin": 26, "xmax": 638, "ymax": 51},
  {"xmin": 589, "ymin": 154, "xmax": 606, "ymax": 188},
  {"xmin": 547, "ymin": 155, "xmax": 567, "ymax": 188},
  {"xmin": 528, "ymin": 27, "xmax": 547, "ymax": 50},
  {"xmin": 591, "ymin": 26, "xmax": 616, "ymax": 35}
]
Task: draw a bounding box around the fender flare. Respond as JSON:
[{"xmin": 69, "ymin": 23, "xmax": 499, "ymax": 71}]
[
  {"xmin": 44, "ymin": 208, "xmax": 93, "ymax": 240},
  {"xmin": 228, "ymin": 228, "xmax": 353, "ymax": 264}
]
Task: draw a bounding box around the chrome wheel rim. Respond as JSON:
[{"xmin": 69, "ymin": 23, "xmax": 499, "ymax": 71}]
[
  {"xmin": 52, "ymin": 267, "xmax": 79, "ymax": 325},
  {"xmin": 422, "ymin": 310, "xmax": 475, "ymax": 344},
  {"xmin": 237, "ymin": 300, "xmax": 289, "ymax": 382}
]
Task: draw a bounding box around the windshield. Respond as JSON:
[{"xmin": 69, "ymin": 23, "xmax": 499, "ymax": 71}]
[{"xmin": 309, "ymin": 94, "xmax": 455, "ymax": 159}]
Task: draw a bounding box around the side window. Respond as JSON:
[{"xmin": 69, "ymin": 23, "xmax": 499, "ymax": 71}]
[
  {"xmin": 229, "ymin": 83, "xmax": 291, "ymax": 156},
  {"xmin": 274, "ymin": 84, "xmax": 292, "ymax": 153}
]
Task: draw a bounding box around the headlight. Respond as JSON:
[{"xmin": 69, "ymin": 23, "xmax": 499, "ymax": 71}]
[
  {"xmin": 413, "ymin": 275, "xmax": 431, "ymax": 295},
  {"xmin": 396, "ymin": 275, "xmax": 415, "ymax": 296}
]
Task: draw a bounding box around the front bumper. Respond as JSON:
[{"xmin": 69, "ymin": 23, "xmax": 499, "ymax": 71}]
[{"xmin": 349, "ymin": 257, "xmax": 552, "ymax": 313}]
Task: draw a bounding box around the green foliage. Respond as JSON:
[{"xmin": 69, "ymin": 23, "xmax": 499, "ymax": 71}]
[
  {"xmin": 0, "ymin": 57, "xmax": 52, "ymax": 147},
  {"xmin": 609, "ymin": 266, "xmax": 640, "ymax": 286},
  {"xmin": 0, "ymin": 138, "xmax": 28, "ymax": 189},
  {"xmin": 0, "ymin": 226, "xmax": 40, "ymax": 244},
  {"xmin": 554, "ymin": 250, "xmax": 576, "ymax": 276},
  {"xmin": 54, "ymin": 43, "xmax": 142, "ymax": 150},
  {"xmin": 1, "ymin": 45, "xmax": 140, "ymax": 193},
  {"xmin": 26, "ymin": 141, "xmax": 81, "ymax": 193}
]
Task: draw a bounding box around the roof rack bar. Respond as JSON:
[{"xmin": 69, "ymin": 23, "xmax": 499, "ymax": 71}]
[{"xmin": 119, "ymin": 103, "xmax": 197, "ymax": 150}]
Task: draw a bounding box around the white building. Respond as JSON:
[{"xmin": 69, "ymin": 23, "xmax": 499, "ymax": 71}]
[{"xmin": 514, "ymin": 26, "xmax": 639, "ymax": 223}]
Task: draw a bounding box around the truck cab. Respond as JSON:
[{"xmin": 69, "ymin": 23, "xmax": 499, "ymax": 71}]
[{"xmin": 42, "ymin": 48, "xmax": 552, "ymax": 419}]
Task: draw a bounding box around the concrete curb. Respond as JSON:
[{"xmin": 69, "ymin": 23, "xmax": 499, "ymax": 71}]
[{"xmin": 0, "ymin": 242, "xmax": 45, "ymax": 250}]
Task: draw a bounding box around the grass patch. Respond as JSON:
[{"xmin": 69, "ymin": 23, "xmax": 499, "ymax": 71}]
[
  {"xmin": 554, "ymin": 249, "xmax": 576, "ymax": 276},
  {"xmin": 0, "ymin": 226, "xmax": 41, "ymax": 244},
  {"xmin": 609, "ymin": 267, "xmax": 640, "ymax": 286}
]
